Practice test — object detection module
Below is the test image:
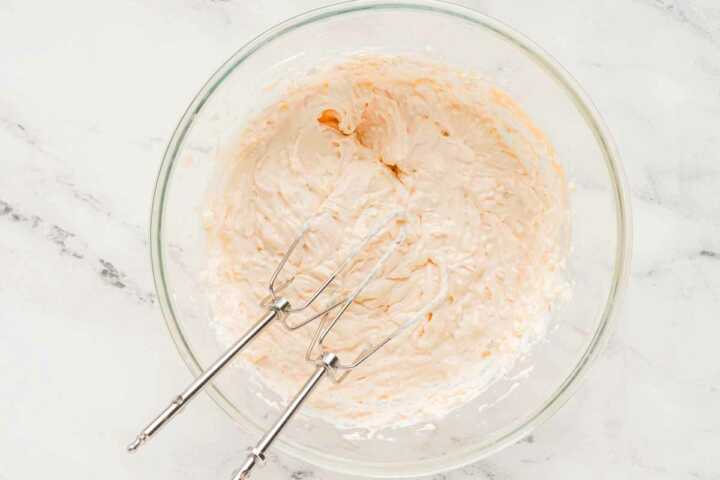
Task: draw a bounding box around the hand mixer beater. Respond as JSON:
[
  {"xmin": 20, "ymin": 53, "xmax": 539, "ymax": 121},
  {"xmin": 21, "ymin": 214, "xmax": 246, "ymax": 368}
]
[
  {"xmin": 128, "ymin": 210, "xmax": 446, "ymax": 479},
  {"xmin": 233, "ymin": 215, "xmax": 448, "ymax": 479}
]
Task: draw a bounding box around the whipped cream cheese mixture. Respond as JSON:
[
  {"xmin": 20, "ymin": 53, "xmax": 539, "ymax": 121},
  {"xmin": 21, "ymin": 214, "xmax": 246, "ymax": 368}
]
[{"xmin": 203, "ymin": 55, "xmax": 570, "ymax": 430}]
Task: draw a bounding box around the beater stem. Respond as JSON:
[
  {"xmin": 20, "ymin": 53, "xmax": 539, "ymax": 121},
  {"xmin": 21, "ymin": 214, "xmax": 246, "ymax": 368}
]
[
  {"xmin": 127, "ymin": 298, "xmax": 290, "ymax": 452},
  {"xmin": 232, "ymin": 352, "xmax": 338, "ymax": 479}
]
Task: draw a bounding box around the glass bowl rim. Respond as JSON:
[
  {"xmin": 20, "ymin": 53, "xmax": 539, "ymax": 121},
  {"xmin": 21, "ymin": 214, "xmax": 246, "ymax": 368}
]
[{"xmin": 149, "ymin": 0, "xmax": 633, "ymax": 477}]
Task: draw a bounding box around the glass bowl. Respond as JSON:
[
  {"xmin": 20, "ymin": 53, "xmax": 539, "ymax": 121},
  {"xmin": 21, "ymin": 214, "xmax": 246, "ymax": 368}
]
[{"xmin": 150, "ymin": 0, "xmax": 632, "ymax": 477}]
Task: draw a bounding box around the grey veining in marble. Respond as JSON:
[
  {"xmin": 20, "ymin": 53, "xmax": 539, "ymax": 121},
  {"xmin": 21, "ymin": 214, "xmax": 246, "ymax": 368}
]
[{"xmin": 1, "ymin": 1, "xmax": 718, "ymax": 479}]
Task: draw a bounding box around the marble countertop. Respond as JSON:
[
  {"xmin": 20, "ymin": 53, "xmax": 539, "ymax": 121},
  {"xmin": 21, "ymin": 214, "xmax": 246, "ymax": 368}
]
[{"xmin": 1, "ymin": 0, "xmax": 718, "ymax": 479}]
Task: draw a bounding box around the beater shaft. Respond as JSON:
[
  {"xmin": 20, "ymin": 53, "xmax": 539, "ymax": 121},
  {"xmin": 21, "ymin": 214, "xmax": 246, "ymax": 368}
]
[
  {"xmin": 127, "ymin": 298, "xmax": 289, "ymax": 452},
  {"xmin": 232, "ymin": 353, "xmax": 338, "ymax": 480}
]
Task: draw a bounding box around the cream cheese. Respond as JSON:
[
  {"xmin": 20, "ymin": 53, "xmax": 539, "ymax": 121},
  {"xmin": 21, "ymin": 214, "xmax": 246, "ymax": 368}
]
[{"xmin": 204, "ymin": 55, "xmax": 570, "ymax": 429}]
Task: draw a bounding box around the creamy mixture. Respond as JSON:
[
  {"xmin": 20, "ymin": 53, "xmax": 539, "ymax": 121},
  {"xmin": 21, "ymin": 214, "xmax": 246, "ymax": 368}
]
[{"xmin": 204, "ymin": 56, "xmax": 569, "ymax": 430}]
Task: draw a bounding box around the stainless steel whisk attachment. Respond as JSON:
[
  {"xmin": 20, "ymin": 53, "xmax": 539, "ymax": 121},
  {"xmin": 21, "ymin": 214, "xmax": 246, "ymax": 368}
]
[
  {"xmin": 127, "ymin": 211, "xmax": 405, "ymax": 453},
  {"xmin": 233, "ymin": 221, "xmax": 449, "ymax": 479}
]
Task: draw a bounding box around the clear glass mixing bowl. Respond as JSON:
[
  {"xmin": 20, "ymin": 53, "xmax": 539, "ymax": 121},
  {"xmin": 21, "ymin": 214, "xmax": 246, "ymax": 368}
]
[{"xmin": 150, "ymin": 0, "xmax": 632, "ymax": 477}]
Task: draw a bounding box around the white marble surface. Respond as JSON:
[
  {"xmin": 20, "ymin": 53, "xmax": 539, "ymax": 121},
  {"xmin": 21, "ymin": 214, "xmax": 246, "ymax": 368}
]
[{"xmin": 1, "ymin": 0, "xmax": 719, "ymax": 479}]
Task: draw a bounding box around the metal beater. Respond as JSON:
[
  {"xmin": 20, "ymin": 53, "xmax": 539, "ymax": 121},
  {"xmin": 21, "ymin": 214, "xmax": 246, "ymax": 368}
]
[
  {"xmin": 127, "ymin": 211, "xmax": 407, "ymax": 452},
  {"xmin": 233, "ymin": 220, "xmax": 448, "ymax": 479}
]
